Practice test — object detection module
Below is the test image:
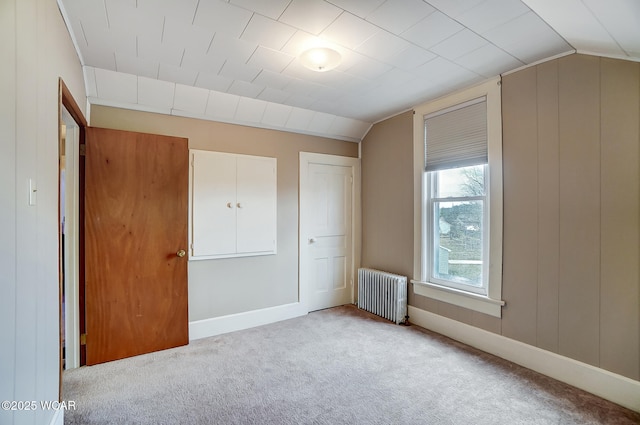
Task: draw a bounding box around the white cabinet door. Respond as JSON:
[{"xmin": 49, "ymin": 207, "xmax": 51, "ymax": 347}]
[
  {"xmin": 236, "ymin": 156, "xmax": 277, "ymax": 254},
  {"xmin": 191, "ymin": 150, "xmax": 277, "ymax": 259},
  {"xmin": 192, "ymin": 151, "xmax": 237, "ymax": 257}
]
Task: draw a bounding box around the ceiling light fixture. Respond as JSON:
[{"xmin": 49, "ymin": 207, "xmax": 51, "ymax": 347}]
[{"xmin": 299, "ymin": 47, "xmax": 341, "ymax": 72}]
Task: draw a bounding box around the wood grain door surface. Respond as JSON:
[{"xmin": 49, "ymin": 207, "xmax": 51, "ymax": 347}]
[{"xmin": 85, "ymin": 127, "xmax": 189, "ymax": 365}]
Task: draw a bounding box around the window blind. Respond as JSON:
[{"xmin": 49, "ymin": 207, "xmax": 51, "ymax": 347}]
[{"xmin": 424, "ymin": 97, "xmax": 487, "ymax": 172}]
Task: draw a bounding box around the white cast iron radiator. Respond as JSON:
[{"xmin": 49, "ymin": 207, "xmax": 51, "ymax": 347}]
[{"xmin": 357, "ymin": 268, "xmax": 407, "ymax": 324}]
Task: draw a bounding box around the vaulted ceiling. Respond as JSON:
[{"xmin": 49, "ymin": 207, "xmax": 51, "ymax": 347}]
[{"xmin": 58, "ymin": 0, "xmax": 640, "ymax": 142}]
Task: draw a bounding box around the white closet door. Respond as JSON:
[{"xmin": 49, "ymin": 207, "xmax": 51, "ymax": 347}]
[
  {"xmin": 192, "ymin": 151, "xmax": 237, "ymax": 256},
  {"xmin": 236, "ymin": 156, "xmax": 277, "ymax": 254}
]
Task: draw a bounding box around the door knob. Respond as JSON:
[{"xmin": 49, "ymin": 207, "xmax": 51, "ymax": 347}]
[
  {"xmin": 176, "ymin": 249, "xmax": 186, "ymax": 258},
  {"xmin": 309, "ymin": 238, "xmax": 316, "ymax": 244}
]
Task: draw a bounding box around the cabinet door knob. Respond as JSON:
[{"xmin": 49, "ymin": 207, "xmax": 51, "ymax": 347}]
[
  {"xmin": 227, "ymin": 202, "xmax": 233, "ymax": 208},
  {"xmin": 237, "ymin": 202, "xmax": 243, "ymax": 208},
  {"xmin": 176, "ymin": 249, "xmax": 186, "ymax": 258}
]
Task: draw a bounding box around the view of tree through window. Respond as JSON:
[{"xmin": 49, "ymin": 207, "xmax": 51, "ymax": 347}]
[{"xmin": 431, "ymin": 164, "xmax": 486, "ymax": 288}]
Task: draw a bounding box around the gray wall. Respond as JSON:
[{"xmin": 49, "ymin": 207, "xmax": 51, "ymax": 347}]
[
  {"xmin": 90, "ymin": 106, "xmax": 358, "ymax": 321},
  {"xmin": 361, "ymin": 54, "xmax": 640, "ymax": 381}
]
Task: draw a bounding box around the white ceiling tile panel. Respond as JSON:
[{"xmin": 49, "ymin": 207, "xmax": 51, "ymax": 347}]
[
  {"xmin": 105, "ymin": 0, "xmax": 163, "ymax": 40},
  {"xmin": 366, "ymin": 0, "xmax": 436, "ymax": 34},
  {"xmin": 181, "ymin": 50, "xmax": 226, "ymax": 75},
  {"xmin": 219, "ymin": 60, "xmax": 262, "ymax": 82},
  {"xmin": 247, "ymin": 46, "xmax": 296, "ymax": 73},
  {"xmin": 162, "ymin": 18, "xmax": 215, "ymax": 55},
  {"xmin": 240, "ymin": 14, "xmax": 297, "ymax": 50},
  {"xmin": 80, "ymin": 21, "xmax": 113, "ymax": 52},
  {"xmin": 483, "ymin": 12, "xmax": 573, "ymax": 63},
  {"xmin": 137, "ymin": 0, "xmax": 199, "ymax": 26},
  {"xmin": 209, "ymin": 35, "xmax": 258, "ymax": 64},
  {"xmin": 193, "ymin": 1, "xmax": 253, "ymax": 38},
  {"xmin": 325, "ymin": 0, "xmax": 386, "ymax": 19},
  {"xmin": 327, "ymin": 115, "xmax": 359, "ymax": 138},
  {"xmin": 454, "ymin": 43, "xmax": 524, "ymax": 77},
  {"xmin": 137, "ymin": 35, "xmax": 185, "ymax": 67},
  {"xmin": 94, "ymin": 68, "xmax": 138, "ymax": 104},
  {"xmin": 583, "ymin": 0, "xmax": 640, "ymax": 56},
  {"xmin": 83, "ymin": 66, "xmax": 98, "ymax": 98},
  {"xmin": 375, "ymin": 67, "xmax": 417, "ymax": 88},
  {"xmin": 158, "ymin": 64, "xmax": 198, "ymax": 86},
  {"xmin": 355, "ymin": 31, "xmax": 411, "ymax": 62},
  {"xmin": 173, "ymin": 84, "xmax": 209, "ymax": 114},
  {"xmin": 401, "ymin": 11, "xmax": 464, "ymax": 49},
  {"xmin": 115, "ymin": 53, "xmax": 159, "ymax": 79},
  {"xmin": 279, "ymin": 0, "xmax": 343, "ymax": 35},
  {"xmin": 307, "ymin": 111, "xmax": 336, "ymax": 133},
  {"xmin": 81, "ymin": 46, "xmax": 117, "ymax": 71},
  {"xmin": 414, "ymin": 57, "xmax": 479, "ymax": 85},
  {"xmin": 320, "ymin": 12, "xmax": 380, "ymax": 49},
  {"xmin": 231, "ymin": 0, "xmax": 291, "ymax": 20},
  {"xmin": 429, "ymin": 29, "xmax": 488, "ymax": 61},
  {"xmin": 137, "ymin": 76, "xmax": 175, "ymax": 108},
  {"xmin": 261, "ymin": 102, "xmax": 292, "ymax": 127},
  {"xmin": 258, "ymin": 87, "xmax": 291, "ymax": 104},
  {"xmin": 425, "ymin": 0, "xmax": 486, "ymax": 18},
  {"xmin": 253, "ymin": 69, "xmax": 295, "ymax": 91},
  {"xmin": 227, "ymin": 80, "xmax": 265, "ymax": 98},
  {"xmin": 283, "ymin": 93, "xmax": 317, "ymax": 109},
  {"xmin": 285, "ymin": 107, "xmax": 315, "ymax": 130},
  {"xmin": 457, "ymin": 0, "xmax": 530, "ymax": 34},
  {"xmin": 205, "ymin": 91, "xmax": 240, "ymax": 119},
  {"xmin": 341, "ymin": 54, "xmax": 393, "ymax": 80},
  {"xmin": 522, "ymin": 0, "xmax": 627, "ymax": 57},
  {"xmin": 195, "ymin": 72, "xmax": 234, "ymax": 92},
  {"xmin": 385, "ymin": 45, "xmax": 437, "ymax": 70},
  {"xmin": 235, "ymin": 97, "xmax": 268, "ymax": 122}
]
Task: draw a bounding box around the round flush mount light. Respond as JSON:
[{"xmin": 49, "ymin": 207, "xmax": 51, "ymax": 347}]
[{"xmin": 299, "ymin": 47, "xmax": 342, "ymax": 72}]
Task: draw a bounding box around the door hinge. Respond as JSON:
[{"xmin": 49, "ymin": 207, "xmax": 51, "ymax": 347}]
[
  {"xmin": 80, "ymin": 333, "xmax": 87, "ymax": 345},
  {"xmin": 79, "ymin": 144, "xmax": 86, "ymax": 156}
]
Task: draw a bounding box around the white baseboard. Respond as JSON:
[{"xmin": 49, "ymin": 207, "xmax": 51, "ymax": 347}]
[
  {"xmin": 50, "ymin": 409, "xmax": 64, "ymax": 425},
  {"xmin": 189, "ymin": 302, "xmax": 308, "ymax": 340},
  {"xmin": 408, "ymin": 306, "xmax": 640, "ymax": 413}
]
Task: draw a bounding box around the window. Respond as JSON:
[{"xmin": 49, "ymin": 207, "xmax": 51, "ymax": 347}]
[{"xmin": 412, "ymin": 78, "xmax": 504, "ymax": 317}]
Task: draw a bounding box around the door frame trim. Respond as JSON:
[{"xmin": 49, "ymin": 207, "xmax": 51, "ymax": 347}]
[
  {"xmin": 58, "ymin": 78, "xmax": 87, "ymax": 388},
  {"xmin": 299, "ymin": 152, "xmax": 361, "ymax": 312}
]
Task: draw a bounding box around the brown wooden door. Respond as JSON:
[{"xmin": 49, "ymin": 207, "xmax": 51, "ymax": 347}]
[{"xmin": 85, "ymin": 127, "xmax": 189, "ymax": 365}]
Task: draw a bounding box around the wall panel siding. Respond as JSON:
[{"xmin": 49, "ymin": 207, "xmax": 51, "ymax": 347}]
[
  {"xmin": 557, "ymin": 54, "xmax": 601, "ymax": 366},
  {"xmin": 535, "ymin": 60, "xmax": 561, "ymax": 353},
  {"xmin": 599, "ymin": 58, "xmax": 640, "ymax": 380},
  {"xmin": 501, "ymin": 66, "xmax": 539, "ymax": 346},
  {"xmin": 0, "ymin": 1, "xmax": 18, "ymax": 423}
]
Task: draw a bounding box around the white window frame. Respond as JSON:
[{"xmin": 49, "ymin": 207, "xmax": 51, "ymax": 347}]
[
  {"xmin": 426, "ymin": 165, "xmax": 488, "ymax": 295},
  {"xmin": 412, "ymin": 78, "xmax": 505, "ymax": 318}
]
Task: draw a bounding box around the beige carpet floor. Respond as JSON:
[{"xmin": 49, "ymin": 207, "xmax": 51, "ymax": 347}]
[{"xmin": 63, "ymin": 305, "xmax": 640, "ymax": 424}]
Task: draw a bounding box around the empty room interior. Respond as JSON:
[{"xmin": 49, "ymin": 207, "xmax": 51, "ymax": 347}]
[{"xmin": 2, "ymin": 0, "xmax": 639, "ymax": 424}]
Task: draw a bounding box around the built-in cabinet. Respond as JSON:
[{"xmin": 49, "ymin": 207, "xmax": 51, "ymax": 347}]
[{"xmin": 190, "ymin": 150, "xmax": 277, "ymax": 259}]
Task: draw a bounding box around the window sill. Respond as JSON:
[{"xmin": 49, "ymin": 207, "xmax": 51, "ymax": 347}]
[{"xmin": 411, "ymin": 279, "xmax": 505, "ymax": 318}]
